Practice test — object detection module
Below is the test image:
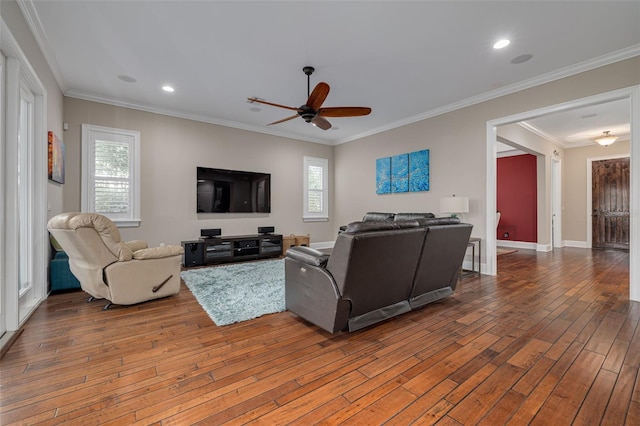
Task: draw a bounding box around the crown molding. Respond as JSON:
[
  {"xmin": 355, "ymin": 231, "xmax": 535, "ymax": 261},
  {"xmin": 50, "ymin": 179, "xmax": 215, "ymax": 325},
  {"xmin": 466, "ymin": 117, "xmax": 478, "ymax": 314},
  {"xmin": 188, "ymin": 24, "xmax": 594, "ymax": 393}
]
[
  {"xmin": 18, "ymin": 0, "xmax": 639, "ymax": 147},
  {"xmin": 335, "ymin": 44, "xmax": 640, "ymax": 145},
  {"xmin": 517, "ymin": 121, "xmax": 566, "ymax": 147},
  {"xmin": 64, "ymin": 90, "xmax": 332, "ymax": 146},
  {"xmin": 17, "ymin": 0, "xmax": 67, "ymax": 93}
]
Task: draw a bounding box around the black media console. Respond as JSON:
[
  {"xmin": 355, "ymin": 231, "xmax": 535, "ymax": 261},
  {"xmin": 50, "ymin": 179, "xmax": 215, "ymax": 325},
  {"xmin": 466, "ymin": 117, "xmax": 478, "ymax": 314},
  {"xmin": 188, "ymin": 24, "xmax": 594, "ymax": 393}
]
[{"xmin": 181, "ymin": 234, "xmax": 283, "ymax": 267}]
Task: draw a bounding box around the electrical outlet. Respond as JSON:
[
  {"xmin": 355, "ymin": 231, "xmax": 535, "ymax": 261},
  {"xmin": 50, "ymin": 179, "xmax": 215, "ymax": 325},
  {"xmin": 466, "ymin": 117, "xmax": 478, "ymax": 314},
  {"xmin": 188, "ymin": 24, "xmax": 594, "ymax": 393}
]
[{"xmin": 503, "ymin": 232, "xmax": 509, "ymax": 238}]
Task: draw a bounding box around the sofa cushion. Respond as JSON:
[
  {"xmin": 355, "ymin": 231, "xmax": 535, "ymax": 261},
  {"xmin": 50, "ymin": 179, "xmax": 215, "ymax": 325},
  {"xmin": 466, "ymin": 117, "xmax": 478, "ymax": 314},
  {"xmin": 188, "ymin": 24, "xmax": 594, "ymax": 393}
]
[
  {"xmin": 132, "ymin": 245, "xmax": 183, "ymax": 260},
  {"xmin": 344, "ymin": 220, "xmax": 420, "ymax": 233},
  {"xmin": 362, "ymin": 212, "xmax": 395, "ymax": 222},
  {"xmin": 394, "ymin": 212, "xmax": 435, "ymax": 221},
  {"xmin": 49, "ymin": 212, "xmax": 133, "ymax": 261},
  {"xmin": 415, "ymin": 217, "xmax": 461, "ymax": 226}
]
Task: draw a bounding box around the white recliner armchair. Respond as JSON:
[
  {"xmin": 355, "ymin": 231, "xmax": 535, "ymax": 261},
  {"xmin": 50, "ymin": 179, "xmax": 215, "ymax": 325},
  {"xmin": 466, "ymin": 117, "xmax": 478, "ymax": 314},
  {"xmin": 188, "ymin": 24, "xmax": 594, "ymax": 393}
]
[{"xmin": 47, "ymin": 212, "xmax": 183, "ymax": 310}]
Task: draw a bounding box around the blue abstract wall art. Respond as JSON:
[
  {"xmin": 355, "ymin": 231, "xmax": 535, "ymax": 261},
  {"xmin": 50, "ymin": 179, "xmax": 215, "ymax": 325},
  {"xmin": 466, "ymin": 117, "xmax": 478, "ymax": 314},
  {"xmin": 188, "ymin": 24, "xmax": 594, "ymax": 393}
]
[
  {"xmin": 409, "ymin": 149, "xmax": 430, "ymax": 192},
  {"xmin": 376, "ymin": 149, "xmax": 429, "ymax": 194},
  {"xmin": 391, "ymin": 154, "xmax": 409, "ymax": 193},
  {"xmin": 376, "ymin": 157, "xmax": 391, "ymax": 194}
]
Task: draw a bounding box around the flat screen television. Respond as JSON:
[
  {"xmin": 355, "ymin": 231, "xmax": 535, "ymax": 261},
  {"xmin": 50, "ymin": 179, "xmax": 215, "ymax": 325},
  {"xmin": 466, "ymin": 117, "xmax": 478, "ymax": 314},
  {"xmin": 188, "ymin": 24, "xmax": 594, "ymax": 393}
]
[{"xmin": 197, "ymin": 167, "xmax": 271, "ymax": 213}]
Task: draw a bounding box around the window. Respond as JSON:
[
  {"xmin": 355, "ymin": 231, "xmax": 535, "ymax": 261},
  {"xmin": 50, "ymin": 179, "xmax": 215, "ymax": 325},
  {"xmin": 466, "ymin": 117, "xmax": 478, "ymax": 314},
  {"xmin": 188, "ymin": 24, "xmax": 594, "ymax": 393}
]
[
  {"xmin": 303, "ymin": 156, "xmax": 328, "ymax": 221},
  {"xmin": 82, "ymin": 124, "xmax": 140, "ymax": 227},
  {"xmin": 18, "ymin": 81, "xmax": 34, "ymax": 296}
]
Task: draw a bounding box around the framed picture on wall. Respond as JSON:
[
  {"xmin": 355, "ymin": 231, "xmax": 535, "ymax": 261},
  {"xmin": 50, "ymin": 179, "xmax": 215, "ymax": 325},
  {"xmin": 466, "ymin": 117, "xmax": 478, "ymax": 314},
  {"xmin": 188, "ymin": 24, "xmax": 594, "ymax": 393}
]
[
  {"xmin": 391, "ymin": 153, "xmax": 409, "ymax": 193},
  {"xmin": 409, "ymin": 149, "xmax": 430, "ymax": 191},
  {"xmin": 48, "ymin": 131, "xmax": 65, "ymax": 184},
  {"xmin": 376, "ymin": 157, "xmax": 391, "ymax": 194}
]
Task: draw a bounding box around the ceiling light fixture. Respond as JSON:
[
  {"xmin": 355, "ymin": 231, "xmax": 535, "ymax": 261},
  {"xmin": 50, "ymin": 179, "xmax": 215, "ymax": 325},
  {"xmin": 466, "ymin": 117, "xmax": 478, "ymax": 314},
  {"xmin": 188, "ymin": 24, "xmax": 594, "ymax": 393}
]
[
  {"xmin": 511, "ymin": 54, "xmax": 533, "ymax": 64},
  {"xmin": 595, "ymin": 131, "xmax": 618, "ymax": 146},
  {"xmin": 118, "ymin": 74, "xmax": 136, "ymax": 83},
  {"xmin": 162, "ymin": 85, "xmax": 174, "ymax": 93},
  {"xmin": 493, "ymin": 39, "xmax": 510, "ymax": 49}
]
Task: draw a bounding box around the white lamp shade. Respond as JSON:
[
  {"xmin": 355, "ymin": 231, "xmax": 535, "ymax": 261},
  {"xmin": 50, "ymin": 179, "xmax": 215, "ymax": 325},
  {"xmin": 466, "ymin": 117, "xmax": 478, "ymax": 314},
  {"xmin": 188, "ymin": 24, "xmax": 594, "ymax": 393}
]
[{"xmin": 440, "ymin": 196, "xmax": 469, "ymax": 214}]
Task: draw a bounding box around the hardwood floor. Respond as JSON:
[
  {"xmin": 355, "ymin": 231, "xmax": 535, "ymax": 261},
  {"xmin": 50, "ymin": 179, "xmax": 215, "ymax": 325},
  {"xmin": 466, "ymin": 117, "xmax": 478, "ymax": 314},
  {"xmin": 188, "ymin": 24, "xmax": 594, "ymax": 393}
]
[{"xmin": 1, "ymin": 248, "xmax": 638, "ymax": 425}]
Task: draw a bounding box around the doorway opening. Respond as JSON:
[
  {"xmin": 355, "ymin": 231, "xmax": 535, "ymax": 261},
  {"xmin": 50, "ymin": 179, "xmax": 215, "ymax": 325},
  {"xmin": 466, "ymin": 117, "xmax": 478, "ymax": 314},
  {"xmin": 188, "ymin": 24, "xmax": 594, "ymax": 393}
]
[{"xmin": 486, "ymin": 86, "xmax": 639, "ymax": 301}]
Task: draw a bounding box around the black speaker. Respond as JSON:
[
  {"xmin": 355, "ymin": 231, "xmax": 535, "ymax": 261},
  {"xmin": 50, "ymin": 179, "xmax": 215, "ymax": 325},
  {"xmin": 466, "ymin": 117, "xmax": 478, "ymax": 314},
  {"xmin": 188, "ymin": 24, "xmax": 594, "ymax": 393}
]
[
  {"xmin": 201, "ymin": 228, "xmax": 221, "ymax": 238},
  {"xmin": 258, "ymin": 226, "xmax": 275, "ymax": 234},
  {"xmin": 183, "ymin": 242, "xmax": 204, "ymax": 266}
]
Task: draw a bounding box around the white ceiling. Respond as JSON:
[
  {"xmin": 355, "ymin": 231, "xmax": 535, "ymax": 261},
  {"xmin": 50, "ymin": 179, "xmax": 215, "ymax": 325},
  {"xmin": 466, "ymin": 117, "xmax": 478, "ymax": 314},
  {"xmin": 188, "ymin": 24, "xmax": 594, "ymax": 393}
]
[{"xmin": 18, "ymin": 1, "xmax": 640, "ymax": 146}]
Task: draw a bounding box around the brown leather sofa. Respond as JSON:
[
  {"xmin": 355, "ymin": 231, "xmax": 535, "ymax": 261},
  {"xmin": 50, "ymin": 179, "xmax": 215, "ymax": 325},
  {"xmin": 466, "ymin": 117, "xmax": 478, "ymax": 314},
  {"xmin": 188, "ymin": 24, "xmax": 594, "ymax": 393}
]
[{"xmin": 285, "ymin": 217, "xmax": 472, "ymax": 332}]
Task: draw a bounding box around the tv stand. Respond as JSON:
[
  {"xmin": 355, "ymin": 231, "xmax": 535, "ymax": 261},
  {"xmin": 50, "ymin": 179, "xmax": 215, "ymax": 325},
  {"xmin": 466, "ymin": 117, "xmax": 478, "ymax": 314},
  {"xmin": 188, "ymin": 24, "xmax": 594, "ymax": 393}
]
[{"xmin": 181, "ymin": 233, "xmax": 282, "ymax": 267}]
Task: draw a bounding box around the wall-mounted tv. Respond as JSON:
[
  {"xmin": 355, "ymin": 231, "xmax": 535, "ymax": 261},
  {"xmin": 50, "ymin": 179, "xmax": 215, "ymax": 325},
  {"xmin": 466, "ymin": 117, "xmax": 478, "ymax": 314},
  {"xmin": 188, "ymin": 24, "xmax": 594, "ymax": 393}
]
[{"xmin": 197, "ymin": 167, "xmax": 271, "ymax": 213}]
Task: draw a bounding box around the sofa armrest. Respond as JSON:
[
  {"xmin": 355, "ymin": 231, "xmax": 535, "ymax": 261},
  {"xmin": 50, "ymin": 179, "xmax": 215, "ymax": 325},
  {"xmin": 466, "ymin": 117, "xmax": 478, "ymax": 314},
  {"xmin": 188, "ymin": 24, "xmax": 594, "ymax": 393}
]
[
  {"xmin": 132, "ymin": 245, "xmax": 183, "ymax": 260},
  {"xmin": 286, "ymin": 246, "xmax": 330, "ymax": 268},
  {"xmin": 125, "ymin": 240, "xmax": 148, "ymax": 252},
  {"xmin": 285, "ymin": 257, "xmax": 351, "ymax": 333}
]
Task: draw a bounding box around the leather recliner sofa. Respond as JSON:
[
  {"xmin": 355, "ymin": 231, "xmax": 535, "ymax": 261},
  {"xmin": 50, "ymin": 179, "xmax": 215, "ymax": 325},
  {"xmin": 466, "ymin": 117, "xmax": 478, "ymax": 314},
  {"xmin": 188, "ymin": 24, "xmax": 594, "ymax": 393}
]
[
  {"xmin": 339, "ymin": 211, "xmax": 436, "ymax": 233},
  {"xmin": 285, "ymin": 217, "xmax": 472, "ymax": 333}
]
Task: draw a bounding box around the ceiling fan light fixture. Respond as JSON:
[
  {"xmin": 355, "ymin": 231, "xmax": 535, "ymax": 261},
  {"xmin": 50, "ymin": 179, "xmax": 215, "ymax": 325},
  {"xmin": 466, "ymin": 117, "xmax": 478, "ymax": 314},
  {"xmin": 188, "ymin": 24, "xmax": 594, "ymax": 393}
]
[
  {"xmin": 595, "ymin": 131, "xmax": 618, "ymax": 146},
  {"xmin": 248, "ymin": 66, "xmax": 371, "ymax": 130}
]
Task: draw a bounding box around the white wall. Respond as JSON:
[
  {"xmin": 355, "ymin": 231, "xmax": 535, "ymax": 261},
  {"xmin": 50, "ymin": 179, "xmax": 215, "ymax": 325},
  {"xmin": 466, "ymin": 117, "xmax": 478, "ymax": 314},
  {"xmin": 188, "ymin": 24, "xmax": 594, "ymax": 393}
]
[
  {"xmin": 334, "ymin": 57, "xmax": 640, "ymax": 256},
  {"xmin": 63, "ymin": 98, "xmax": 335, "ymax": 246}
]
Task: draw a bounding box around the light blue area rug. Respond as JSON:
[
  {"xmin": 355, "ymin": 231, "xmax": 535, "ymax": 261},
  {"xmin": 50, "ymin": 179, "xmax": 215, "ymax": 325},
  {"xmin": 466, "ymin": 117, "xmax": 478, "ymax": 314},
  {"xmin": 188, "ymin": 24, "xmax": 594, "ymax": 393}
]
[{"xmin": 181, "ymin": 259, "xmax": 285, "ymax": 326}]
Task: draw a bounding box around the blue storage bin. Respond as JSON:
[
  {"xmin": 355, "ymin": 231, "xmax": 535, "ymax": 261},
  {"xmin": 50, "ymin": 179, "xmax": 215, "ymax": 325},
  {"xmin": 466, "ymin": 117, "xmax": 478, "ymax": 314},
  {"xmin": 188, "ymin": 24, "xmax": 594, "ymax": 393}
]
[{"xmin": 50, "ymin": 251, "xmax": 81, "ymax": 292}]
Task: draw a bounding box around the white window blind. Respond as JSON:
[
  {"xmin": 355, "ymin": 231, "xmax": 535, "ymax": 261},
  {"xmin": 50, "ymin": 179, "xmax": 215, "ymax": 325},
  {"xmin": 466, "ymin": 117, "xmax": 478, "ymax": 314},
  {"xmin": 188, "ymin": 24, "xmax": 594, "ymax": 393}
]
[
  {"xmin": 94, "ymin": 140, "xmax": 130, "ymax": 214},
  {"xmin": 303, "ymin": 156, "xmax": 328, "ymax": 221},
  {"xmin": 82, "ymin": 124, "xmax": 140, "ymax": 227}
]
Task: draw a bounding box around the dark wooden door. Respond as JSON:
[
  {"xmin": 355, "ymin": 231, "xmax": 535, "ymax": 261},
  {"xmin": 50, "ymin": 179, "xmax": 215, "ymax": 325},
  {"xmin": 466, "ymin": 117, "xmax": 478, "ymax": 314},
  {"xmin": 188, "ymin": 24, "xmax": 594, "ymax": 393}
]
[{"xmin": 592, "ymin": 158, "xmax": 630, "ymax": 250}]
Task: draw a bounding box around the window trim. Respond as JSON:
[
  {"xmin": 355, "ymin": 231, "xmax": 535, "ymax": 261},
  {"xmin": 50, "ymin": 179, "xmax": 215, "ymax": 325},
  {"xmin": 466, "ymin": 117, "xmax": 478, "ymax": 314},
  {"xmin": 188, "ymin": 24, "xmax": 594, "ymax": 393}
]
[
  {"xmin": 81, "ymin": 124, "xmax": 141, "ymax": 227},
  {"xmin": 303, "ymin": 156, "xmax": 329, "ymax": 222}
]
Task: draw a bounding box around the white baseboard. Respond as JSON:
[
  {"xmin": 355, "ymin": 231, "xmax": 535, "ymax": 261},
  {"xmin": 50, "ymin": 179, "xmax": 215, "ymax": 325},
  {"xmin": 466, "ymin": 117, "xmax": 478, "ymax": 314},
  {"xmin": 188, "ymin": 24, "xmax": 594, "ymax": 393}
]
[
  {"xmin": 497, "ymin": 240, "xmax": 537, "ymax": 250},
  {"xmin": 537, "ymin": 243, "xmax": 552, "ymax": 252},
  {"xmin": 310, "ymin": 241, "xmax": 335, "ymax": 250},
  {"xmin": 564, "ymin": 240, "xmax": 589, "ymax": 248}
]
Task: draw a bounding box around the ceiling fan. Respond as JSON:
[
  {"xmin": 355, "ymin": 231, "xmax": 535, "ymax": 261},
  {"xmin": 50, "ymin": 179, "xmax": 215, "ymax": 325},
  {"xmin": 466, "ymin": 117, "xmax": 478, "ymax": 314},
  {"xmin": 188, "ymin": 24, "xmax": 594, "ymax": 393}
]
[{"xmin": 247, "ymin": 66, "xmax": 371, "ymax": 130}]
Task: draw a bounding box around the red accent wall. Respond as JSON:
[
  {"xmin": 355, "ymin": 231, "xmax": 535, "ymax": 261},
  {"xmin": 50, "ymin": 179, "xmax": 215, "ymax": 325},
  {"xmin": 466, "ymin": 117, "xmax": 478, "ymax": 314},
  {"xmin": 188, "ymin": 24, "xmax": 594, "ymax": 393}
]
[{"xmin": 497, "ymin": 154, "xmax": 537, "ymax": 243}]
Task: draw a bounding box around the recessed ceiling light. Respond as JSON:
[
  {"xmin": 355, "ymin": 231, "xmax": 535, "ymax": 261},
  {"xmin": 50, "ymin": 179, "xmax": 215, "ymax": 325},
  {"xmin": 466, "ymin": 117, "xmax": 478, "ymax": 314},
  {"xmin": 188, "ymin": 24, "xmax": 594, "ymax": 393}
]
[
  {"xmin": 249, "ymin": 107, "xmax": 261, "ymax": 112},
  {"xmin": 162, "ymin": 85, "xmax": 175, "ymax": 93},
  {"xmin": 493, "ymin": 39, "xmax": 510, "ymax": 49},
  {"xmin": 118, "ymin": 74, "xmax": 137, "ymax": 83},
  {"xmin": 510, "ymin": 54, "xmax": 533, "ymax": 64}
]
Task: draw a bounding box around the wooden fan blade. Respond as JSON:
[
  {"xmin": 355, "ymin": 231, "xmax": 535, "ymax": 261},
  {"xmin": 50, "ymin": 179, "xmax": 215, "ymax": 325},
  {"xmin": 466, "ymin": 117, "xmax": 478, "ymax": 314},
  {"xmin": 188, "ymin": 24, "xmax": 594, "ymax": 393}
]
[
  {"xmin": 247, "ymin": 97, "xmax": 298, "ymax": 111},
  {"xmin": 306, "ymin": 82, "xmax": 330, "ymax": 110},
  {"xmin": 318, "ymin": 106, "xmax": 372, "ymax": 117},
  {"xmin": 311, "ymin": 116, "xmax": 332, "ymax": 130},
  {"xmin": 268, "ymin": 114, "xmax": 299, "ymax": 126}
]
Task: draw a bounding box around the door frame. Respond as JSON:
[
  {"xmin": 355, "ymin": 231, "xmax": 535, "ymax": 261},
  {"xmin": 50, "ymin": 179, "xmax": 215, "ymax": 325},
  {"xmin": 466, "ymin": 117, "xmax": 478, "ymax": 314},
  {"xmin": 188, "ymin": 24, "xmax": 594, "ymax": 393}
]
[
  {"xmin": 586, "ymin": 154, "xmax": 630, "ymax": 249},
  {"xmin": 486, "ymin": 85, "xmax": 639, "ymax": 302},
  {"xmin": 552, "ymin": 157, "xmax": 562, "ymax": 249},
  {"xmin": 1, "ymin": 18, "xmax": 48, "ymax": 334}
]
